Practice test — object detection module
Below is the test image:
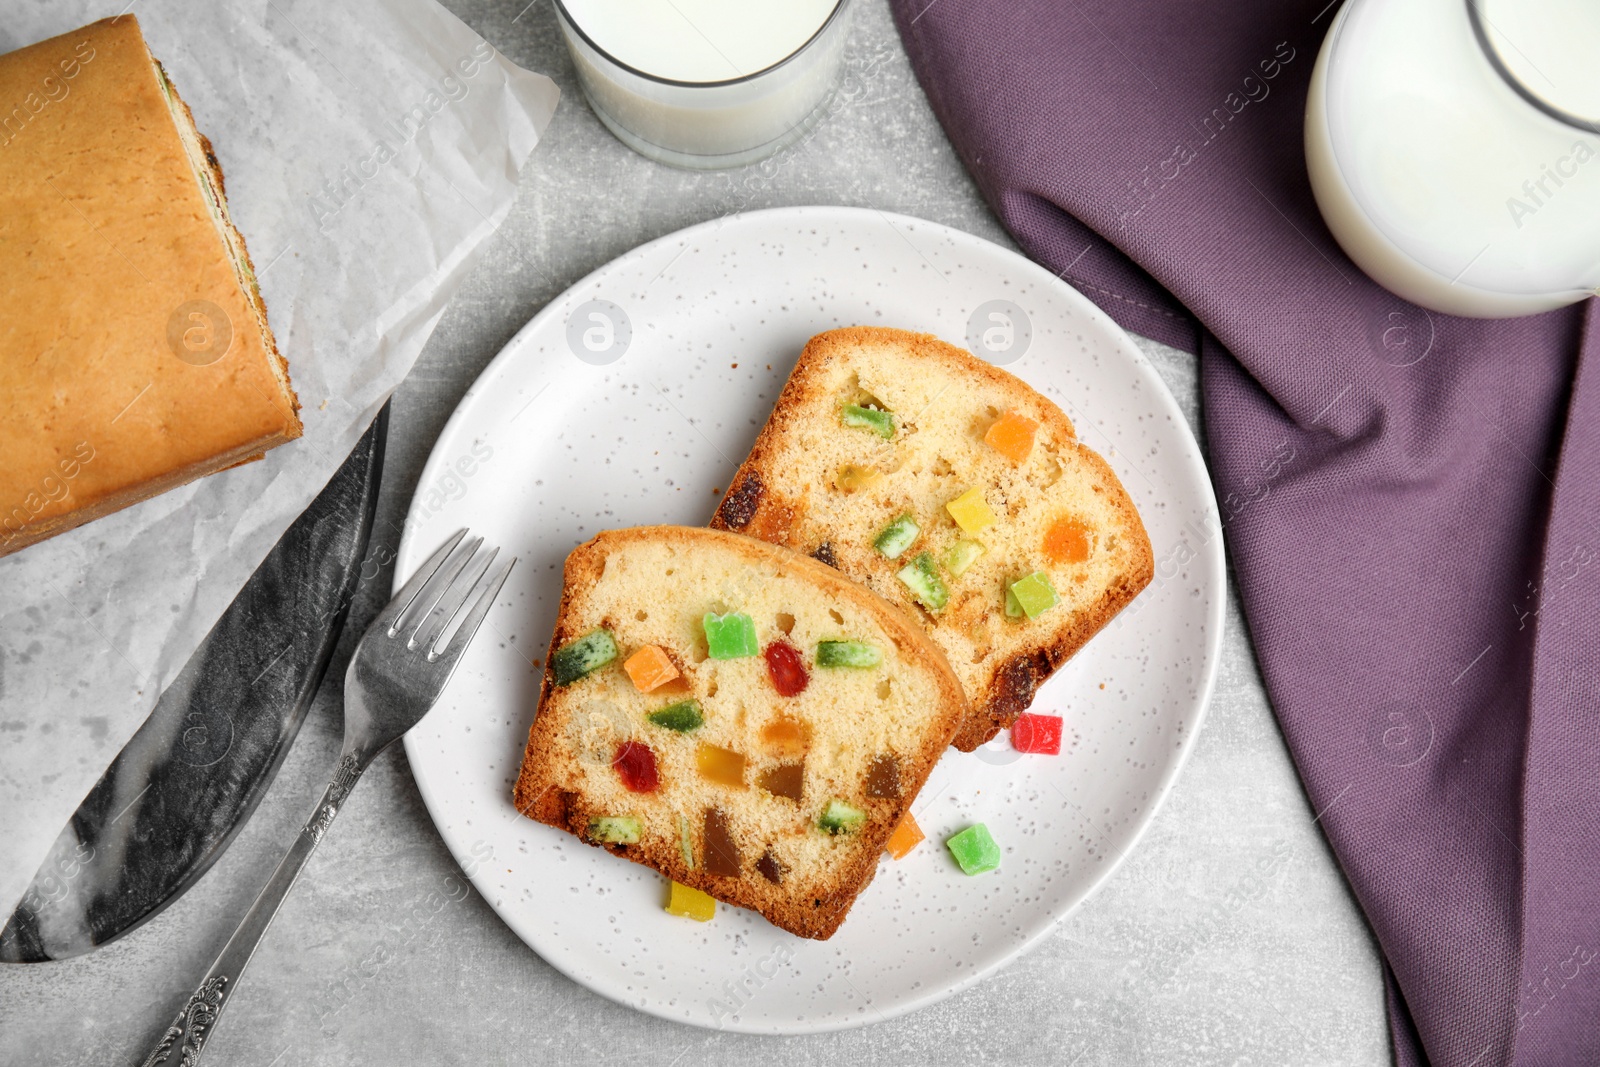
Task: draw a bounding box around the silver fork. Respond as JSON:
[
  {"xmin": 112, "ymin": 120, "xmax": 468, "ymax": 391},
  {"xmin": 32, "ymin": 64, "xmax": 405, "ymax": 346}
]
[{"xmin": 139, "ymin": 530, "xmax": 513, "ymax": 1067}]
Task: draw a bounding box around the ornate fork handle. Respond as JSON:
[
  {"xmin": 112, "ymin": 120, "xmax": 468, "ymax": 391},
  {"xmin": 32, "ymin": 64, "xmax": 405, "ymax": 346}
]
[
  {"xmin": 140, "ymin": 753, "xmax": 366, "ymax": 1067},
  {"xmin": 138, "ymin": 530, "xmax": 513, "ymax": 1064}
]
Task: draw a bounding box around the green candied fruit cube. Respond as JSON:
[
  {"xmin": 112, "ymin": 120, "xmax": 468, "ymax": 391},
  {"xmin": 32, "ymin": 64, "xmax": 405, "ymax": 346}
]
[
  {"xmin": 587, "ymin": 816, "xmax": 641, "ymax": 844},
  {"xmin": 1004, "ymin": 585, "xmax": 1023, "ymax": 618},
  {"xmin": 817, "ymin": 798, "xmax": 867, "ymax": 835},
  {"xmin": 946, "ymin": 823, "xmax": 1001, "ymax": 875},
  {"xmin": 679, "ymin": 814, "xmax": 696, "ymax": 869},
  {"xmin": 841, "ymin": 404, "xmax": 895, "ymax": 439},
  {"xmin": 873, "ymin": 513, "xmax": 921, "ymax": 559},
  {"xmin": 552, "ymin": 628, "xmax": 618, "ymax": 685},
  {"xmin": 648, "ymin": 699, "xmax": 705, "ymax": 733},
  {"xmin": 944, "ymin": 539, "xmax": 985, "ymax": 577},
  {"xmin": 897, "ymin": 552, "xmax": 949, "ymax": 611},
  {"xmin": 1009, "ymin": 572, "xmax": 1059, "ymax": 619},
  {"xmin": 816, "ymin": 640, "xmax": 882, "ymax": 669},
  {"xmin": 702, "ymin": 611, "xmax": 758, "ymax": 659}
]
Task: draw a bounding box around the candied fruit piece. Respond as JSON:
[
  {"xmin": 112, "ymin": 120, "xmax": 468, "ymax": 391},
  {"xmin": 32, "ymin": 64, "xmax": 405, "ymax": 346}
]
[
  {"xmin": 946, "ymin": 823, "xmax": 1001, "ymax": 875},
  {"xmin": 817, "ymin": 799, "xmax": 867, "ymax": 835},
  {"xmin": 874, "ymin": 513, "xmax": 920, "ymax": 559},
  {"xmin": 836, "ymin": 464, "xmax": 883, "ymax": 493},
  {"xmin": 613, "ymin": 741, "xmax": 659, "ymax": 793},
  {"xmin": 696, "ymin": 743, "xmax": 747, "ymax": 788},
  {"xmin": 1009, "ymin": 572, "xmax": 1059, "ymax": 618},
  {"xmin": 944, "ymin": 539, "xmax": 985, "ymax": 577},
  {"xmin": 756, "ymin": 848, "xmax": 786, "ymax": 884},
  {"xmin": 763, "ymin": 640, "xmax": 810, "ymax": 696},
  {"xmin": 623, "ymin": 644, "xmax": 679, "ymax": 692},
  {"xmin": 551, "ymin": 628, "xmax": 617, "ymax": 685},
  {"xmin": 759, "ymin": 716, "xmax": 810, "ymax": 756},
  {"xmin": 703, "ymin": 808, "xmax": 742, "ymax": 876},
  {"xmin": 897, "ymin": 552, "xmax": 948, "ymax": 611},
  {"xmin": 757, "ymin": 761, "xmax": 805, "ymax": 801},
  {"xmin": 702, "ymin": 611, "xmax": 758, "ymax": 659},
  {"xmin": 864, "ymin": 754, "xmax": 901, "ymax": 799},
  {"xmin": 587, "ymin": 816, "xmax": 640, "ymax": 844},
  {"xmin": 1043, "ymin": 517, "xmax": 1092, "ymax": 565},
  {"xmin": 1005, "ymin": 585, "xmax": 1023, "ymax": 618},
  {"xmin": 841, "ymin": 404, "xmax": 895, "ymax": 439},
  {"xmin": 666, "ymin": 880, "xmax": 716, "ymax": 922},
  {"xmin": 946, "ymin": 487, "xmax": 997, "ymax": 533},
  {"xmin": 984, "ymin": 411, "xmax": 1040, "ymax": 463},
  {"xmin": 1012, "ymin": 712, "xmax": 1063, "ymax": 754},
  {"xmin": 816, "ymin": 640, "xmax": 881, "ymax": 669},
  {"xmin": 885, "ymin": 812, "xmax": 925, "ymax": 859},
  {"xmin": 647, "ymin": 699, "xmax": 704, "ymax": 733}
]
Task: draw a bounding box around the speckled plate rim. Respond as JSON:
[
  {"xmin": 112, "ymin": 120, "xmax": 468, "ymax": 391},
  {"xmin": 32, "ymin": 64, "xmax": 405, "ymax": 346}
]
[{"xmin": 398, "ymin": 205, "xmax": 1225, "ymax": 1034}]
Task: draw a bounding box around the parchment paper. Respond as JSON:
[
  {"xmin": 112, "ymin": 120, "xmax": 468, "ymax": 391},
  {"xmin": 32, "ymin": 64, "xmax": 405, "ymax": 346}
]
[{"xmin": 0, "ymin": 0, "xmax": 558, "ymax": 921}]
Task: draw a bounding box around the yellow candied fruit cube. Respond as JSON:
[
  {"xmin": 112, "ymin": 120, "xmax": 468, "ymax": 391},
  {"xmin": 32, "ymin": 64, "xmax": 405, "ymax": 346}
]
[
  {"xmin": 835, "ymin": 464, "xmax": 884, "ymax": 493},
  {"xmin": 623, "ymin": 644, "xmax": 680, "ymax": 693},
  {"xmin": 884, "ymin": 811, "xmax": 925, "ymax": 859},
  {"xmin": 946, "ymin": 487, "xmax": 997, "ymax": 533},
  {"xmin": 666, "ymin": 880, "xmax": 716, "ymax": 922},
  {"xmin": 696, "ymin": 743, "xmax": 747, "ymax": 788}
]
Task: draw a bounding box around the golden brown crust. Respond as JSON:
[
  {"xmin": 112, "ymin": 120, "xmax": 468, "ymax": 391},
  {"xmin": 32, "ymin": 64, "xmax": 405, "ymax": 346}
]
[
  {"xmin": 0, "ymin": 16, "xmax": 300, "ymax": 557},
  {"xmin": 711, "ymin": 327, "xmax": 1154, "ymax": 751},
  {"xmin": 512, "ymin": 525, "xmax": 968, "ymax": 940},
  {"xmin": 164, "ymin": 71, "xmax": 299, "ymax": 425}
]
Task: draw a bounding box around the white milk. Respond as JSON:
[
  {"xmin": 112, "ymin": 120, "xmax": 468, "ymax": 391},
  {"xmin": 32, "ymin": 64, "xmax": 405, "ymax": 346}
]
[
  {"xmin": 560, "ymin": 0, "xmax": 840, "ymax": 84},
  {"xmin": 555, "ymin": 0, "xmax": 851, "ymax": 169},
  {"xmin": 1306, "ymin": 0, "xmax": 1600, "ymax": 316}
]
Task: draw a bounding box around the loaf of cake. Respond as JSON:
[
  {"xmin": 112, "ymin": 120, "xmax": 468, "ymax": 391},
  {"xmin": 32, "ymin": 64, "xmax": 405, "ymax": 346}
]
[
  {"xmin": 0, "ymin": 16, "xmax": 299, "ymax": 557},
  {"xmin": 513, "ymin": 526, "xmax": 968, "ymax": 939},
  {"xmin": 711, "ymin": 327, "xmax": 1153, "ymax": 750}
]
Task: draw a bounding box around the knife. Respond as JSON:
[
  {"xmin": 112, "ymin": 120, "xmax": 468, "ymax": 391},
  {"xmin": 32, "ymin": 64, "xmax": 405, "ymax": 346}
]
[{"xmin": 0, "ymin": 403, "xmax": 389, "ymax": 962}]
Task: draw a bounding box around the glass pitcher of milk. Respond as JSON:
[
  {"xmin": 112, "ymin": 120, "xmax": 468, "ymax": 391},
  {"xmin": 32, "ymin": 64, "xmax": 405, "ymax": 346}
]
[{"xmin": 1306, "ymin": 0, "xmax": 1600, "ymax": 317}]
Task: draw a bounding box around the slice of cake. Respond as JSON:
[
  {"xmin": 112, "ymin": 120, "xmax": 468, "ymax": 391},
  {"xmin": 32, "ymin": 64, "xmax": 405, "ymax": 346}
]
[
  {"xmin": 710, "ymin": 327, "xmax": 1153, "ymax": 751},
  {"xmin": 513, "ymin": 526, "xmax": 968, "ymax": 940},
  {"xmin": 0, "ymin": 16, "xmax": 299, "ymax": 557}
]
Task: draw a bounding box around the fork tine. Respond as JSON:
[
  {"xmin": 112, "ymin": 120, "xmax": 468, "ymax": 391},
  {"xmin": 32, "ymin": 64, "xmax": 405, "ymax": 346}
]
[
  {"xmin": 393, "ymin": 535, "xmax": 482, "ymax": 640},
  {"xmin": 433, "ymin": 555, "xmax": 516, "ymax": 663},
  {"xmin": 374, "ymin": 528, "xmax": 467, "ymax": 634},
  {"xmin": 413, "ymin": 545, "xmax": 498, "ymax": 652}
]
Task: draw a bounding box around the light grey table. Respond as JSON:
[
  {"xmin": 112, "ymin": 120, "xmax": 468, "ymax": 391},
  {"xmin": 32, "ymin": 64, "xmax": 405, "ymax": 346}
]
[{"xmin": 0, "ymin": 2, "xmax": 1392, "ymax": 1063}]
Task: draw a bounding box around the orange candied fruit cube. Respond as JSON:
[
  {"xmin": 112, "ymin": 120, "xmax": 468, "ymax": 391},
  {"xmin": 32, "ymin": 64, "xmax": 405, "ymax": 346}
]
[
  {"xmin": 884, "ymin": 810, "xmax": 925, "ymax": 859},
  {"xmin": 984, "ymin": 411, "xmax": 1039, "ymax": 464},
  {"xmin": 1042, "ymin": 516, "xmax": 1092, "ymax": 565},
  {"xmin": 695, "ymin": 743, "xmax": 747, "ymax": 788},
  {"xmin": 759, "ymin": 716, "xmax": 811, "ymax": 756},
  {"xmin": 623, "ymin": 644, "xmax": 680, "ymax": 693}
]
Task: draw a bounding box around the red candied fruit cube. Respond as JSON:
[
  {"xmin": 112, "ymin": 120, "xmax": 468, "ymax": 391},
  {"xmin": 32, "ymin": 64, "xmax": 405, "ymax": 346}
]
[
  {"xmin": 763, "ymin": 640, "xmax": 810, "ymax": 697},
  {"xmin": 613, "ymin": 741, "xmax": 659, "ymax": 792},
  {"xmin": 1011, "ymin": 713, "xmax": 1062, "ymax": 755}
]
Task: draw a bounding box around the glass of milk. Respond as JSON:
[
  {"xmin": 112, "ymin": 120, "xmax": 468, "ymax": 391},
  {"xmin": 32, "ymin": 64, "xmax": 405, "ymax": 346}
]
[
  {"xmin": 1306, "ymin": 0, "xmax": 1600, "ymax": 317},
  {"xmin": 555, "ymin": 0, "xmax": 853, "ymax": 169}
]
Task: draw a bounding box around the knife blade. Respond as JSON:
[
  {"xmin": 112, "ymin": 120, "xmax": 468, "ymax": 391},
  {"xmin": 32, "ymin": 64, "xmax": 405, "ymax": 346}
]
[{"xmin": 0, "ymin": 404, "xmax": 389, "ymax": 962}]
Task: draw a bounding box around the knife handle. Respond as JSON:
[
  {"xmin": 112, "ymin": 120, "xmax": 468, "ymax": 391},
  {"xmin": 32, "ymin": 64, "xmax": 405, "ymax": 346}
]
[{"xmin": 138, "ymin": 753, "xmax": 364, "ymax": 1067}]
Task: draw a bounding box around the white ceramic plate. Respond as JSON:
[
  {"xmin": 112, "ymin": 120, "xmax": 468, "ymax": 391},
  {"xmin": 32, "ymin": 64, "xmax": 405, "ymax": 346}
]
[{"xmin": 398, "ymin": 206, "xmax": 1223, "ymax": 1034}]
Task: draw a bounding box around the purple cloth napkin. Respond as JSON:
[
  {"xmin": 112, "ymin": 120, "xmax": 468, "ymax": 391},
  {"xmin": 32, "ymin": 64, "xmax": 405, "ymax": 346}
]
[{"xmin": 889, "ymin": 2, "xmax": 1600, "ymax": 1064}]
